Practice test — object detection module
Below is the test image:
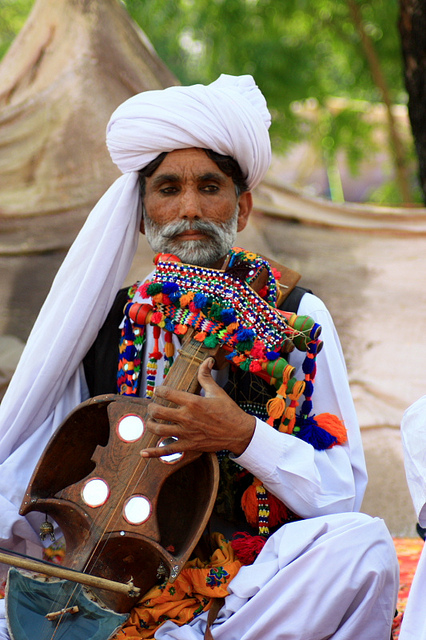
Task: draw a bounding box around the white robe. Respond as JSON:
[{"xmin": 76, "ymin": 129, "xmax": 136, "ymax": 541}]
[{"xmin": 399, "ymin": 395, "xmax": 426, "ymax": 640}]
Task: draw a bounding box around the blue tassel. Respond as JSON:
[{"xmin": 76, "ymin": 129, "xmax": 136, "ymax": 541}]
[
  {"xmin": 163, "ymin": 282, "xmax": 179, "ymax": 294},
  {"xmin": 221, "ymin": 309, "xmax": 237, "ymax": 324},
  {"xmin": 304, "ymin": 380, "xmax": 314, "ymax": 396},
  {"xmin": 165, "ymin": 319, "xmax": 175, "ymax": 333},
  {"xmin": 294, "ymin": 415, "xmax": 337, "ymax": 450},
  {"xmin": 193, "ymin": 293, "xmax": 209, "ymax": 309},
  {"xmin": 266, "ymin": 351, "xmax": 280, "ymax": 360},
  {"xmin": 302, "ymin": 357, "xmax": 316, "ymax": 375},
  {"xmin": 235, "ymin": 328, "xmax": 255, "ymax": 342}
]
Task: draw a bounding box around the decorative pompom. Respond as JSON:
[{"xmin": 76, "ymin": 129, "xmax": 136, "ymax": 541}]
[
  {"xmin": 239, "ymin": 359, "xmax": 251, "ymax": 371},
  {"xmin": 231, "ymin": 533, "xmax": 266, "ymax": 565},
  {"xmin": 193, "ymin": 293, "xmax": 209, "ymax": 309},
  {"xmin": 207, "ymin": 305, "xmax": 222, "ymax": 321},
  {"xmin": 180, "ymin": 292, "xmax": 194, "ymax": 307},
  {"xmin": 147, "ymin": 283, "xmax": 163, "ymax": 295},
  {"xmin": 169, "ymin": 291, "xmax": 181, "ymax": 305},
  {"xmin": 150, "ymin": 311, "xmax": 163, "ymax": 324},
  {"xmin": 139, "ymin": 281, "xmax": 152, "ymax": 298},
  {"xmin": 250, "ymin": 340, "xmax": 265, "ymax": 359},
  {"xmin": 203, "ymin": 334, "xmax": 219, "ymax": 348},
  {"xmin": 162, "ymin": 282, "xmax": 179, "ymax": 295},
  {"xmin": 249, "ymin": 361, "xmax": 262, "ymax": 372},
  {"xmin": 271, "ymin": 267, "xmax": 282, "ymax": 281},
  {"xmin": 221, "ymin": 308, "xmax": 237, "ymax": 324},
  {"xmin": 294, "ymin": 415, "xmax": 337, "ymax": 450},
  {"xmin": 154, "ymin": 252, "xmax": 181, "ymax": 265},
  {"xmin": 194, "ymin": 332, "xmax": 207, "ymax": 342},
  {"xmin": 164, "ymin": 319, "xmax": 174, "ymax": 333},
  {"xmin": 266, "ymin": 351, "xmax": 280, "ymax": 360},
  {"xmin": 315, "ymin": 413, "xmax": 347, "ymax": 445},
  {"xmin": 235, "ymin": 329, "xmax": 255, "ymax": 343},
  {"xmin": 174, "ymin": 324, "xmax": 187, "ymax": 335}
]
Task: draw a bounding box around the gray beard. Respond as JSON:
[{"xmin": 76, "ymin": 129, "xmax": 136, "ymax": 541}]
[{"xmin": 142, "ymin": 207, "xmax": 239, "ymax": 267}]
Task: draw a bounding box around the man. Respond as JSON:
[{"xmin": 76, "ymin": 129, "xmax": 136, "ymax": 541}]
[
  {"xmin": 399, "ymin": 396, "xmax": 426, "ymax": 640},
  {"xmin": 0, "ymin": 75, "xmax": 398, "ymax": 639}
]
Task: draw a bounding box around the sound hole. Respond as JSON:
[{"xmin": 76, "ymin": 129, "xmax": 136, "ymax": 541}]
[
  {"xmin": 117, "ymin": 414, "xmax": 145, "ymax": 442},
  {"xmin": 82, "ymin": 478, "xmax": 109, "ymax": 508},
  {"xmin": 123, "ymin": 496, "xmax": 151, "ymax": 524},
  {"xmin": 158, "ymin": 437, "xmax": 183, "ymax": 464}
]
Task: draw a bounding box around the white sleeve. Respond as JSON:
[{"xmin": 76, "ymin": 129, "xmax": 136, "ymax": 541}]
[
  {"xmin": 234, "ymin": 292, "xmax": 367, "ymax": 516},
  {"xmin": 400, "ymin": 395, "xmax": 426, "ymax": 525}
]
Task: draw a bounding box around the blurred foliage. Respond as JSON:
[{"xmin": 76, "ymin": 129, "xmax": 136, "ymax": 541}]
[
  {"xmin": 0, "ymin": 0, "xmax": 418, "ymax": 202},
  {"xmin": 0, "ymin": 0, "xmax": 34, "ymax": 59}
]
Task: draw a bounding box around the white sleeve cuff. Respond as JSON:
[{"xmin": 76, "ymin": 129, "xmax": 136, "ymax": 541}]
[{"xmin": 232, "ymin": 417, "xmax": 290, "ymax": 479}]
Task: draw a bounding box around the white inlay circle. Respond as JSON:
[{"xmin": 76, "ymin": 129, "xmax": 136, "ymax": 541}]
[
  {"xmin": 82, "ymin": 478, "xmax": 109, "ymax": 508},
  {"xmin": 117, "ymin": 414, "xmax": 145, "ymax": 442},
  {"xmin": 159, "ymin": 436, "xmax": 183, "ymax": 464},
  {"xmin": 123, "ymin": 496, "xmax": 151, "ymax": 525}
]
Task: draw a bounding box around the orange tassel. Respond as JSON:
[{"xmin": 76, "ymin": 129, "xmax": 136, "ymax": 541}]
[
  {"xmin": 315, "ymin": 413, "xmax": 347, "ymax": 445},
  {"xmin": 164, "ymin": 332, "xmax": 174, "ymax": 358},
  {"xmin": 241, "ymin": 479, "xmax": 262, "ymax": 527},
  {"xmin": 266, "ymin": 396, "xmax": 286, "ymax": 421}
]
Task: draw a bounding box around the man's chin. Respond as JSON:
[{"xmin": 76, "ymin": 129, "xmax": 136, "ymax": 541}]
[{"xmin": 164, "ymin": 238, "xmax": 224, "ymax": 267}]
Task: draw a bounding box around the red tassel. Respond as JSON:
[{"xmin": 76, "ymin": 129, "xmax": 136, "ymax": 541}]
[{"xmin": 231, "ymin": 532, "xmax": 267, "ymax": 565}]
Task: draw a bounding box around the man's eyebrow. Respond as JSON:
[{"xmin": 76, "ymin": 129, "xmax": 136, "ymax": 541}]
[
  {"xmin": 150, "ymin": 173, "xmax": 180, "ymax": 188},
  {"xmin": 198, "ymin": 171, "xmax": 228, "ymax": 183}
]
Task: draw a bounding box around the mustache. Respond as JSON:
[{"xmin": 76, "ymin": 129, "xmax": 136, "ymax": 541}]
[{"xmin": 158, "ymin": 219, "xmax": 224, "ymax": 240}]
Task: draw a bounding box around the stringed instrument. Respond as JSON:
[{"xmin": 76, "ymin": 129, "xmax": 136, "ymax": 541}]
[{"xmin": 4, "ymin": 252, "xmax": 315, "ymax": 640}]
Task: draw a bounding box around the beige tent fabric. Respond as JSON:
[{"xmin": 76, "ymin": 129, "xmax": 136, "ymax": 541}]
[{"xmin": 0, "ymin": 0, "xmax": 178, "ymax": 255}]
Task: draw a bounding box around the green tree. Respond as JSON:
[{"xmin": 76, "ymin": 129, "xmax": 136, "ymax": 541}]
[
  {"xmin": 124, "ymin": 0, "xmax": 414, "ymax": 202},
  {"xmin": 0, "ymin": 0, "xmax": 34, "ymax": 59}
]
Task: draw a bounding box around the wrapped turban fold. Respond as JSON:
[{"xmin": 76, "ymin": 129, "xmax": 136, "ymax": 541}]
[
  {"xmin": 0, "ymin": 76, "xmax": 272, "ymax": 557},
  {"xmin": 106, "ymin": 74, "xmax": 272, "ymax": 190}
]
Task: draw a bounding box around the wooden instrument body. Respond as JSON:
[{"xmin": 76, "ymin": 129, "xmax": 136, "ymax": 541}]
[{"xmin": 20, "ymin": 389, "xmax": 219, "ymax": 613}]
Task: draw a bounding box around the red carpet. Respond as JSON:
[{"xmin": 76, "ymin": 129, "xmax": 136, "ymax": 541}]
[{"xmin": 392, "ymin": 537, "xmax": 424, "ymax": 639}]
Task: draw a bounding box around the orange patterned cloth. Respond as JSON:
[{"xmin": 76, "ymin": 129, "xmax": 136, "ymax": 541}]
[
  {"xmin": 114, "ymin": 533, "xmax": 242, "ymax": 639},
  {"xmin": 391, "ymin": 537, "xmax": 424, "ymax": 639}
]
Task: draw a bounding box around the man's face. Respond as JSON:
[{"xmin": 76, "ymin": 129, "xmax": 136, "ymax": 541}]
[{"xmin": 141, "ymin": 148, "xmax": 252, "ymax": 267}]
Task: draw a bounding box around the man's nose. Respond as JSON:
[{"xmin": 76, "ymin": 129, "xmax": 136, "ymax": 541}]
[{"xmin": 178, "ymin": 188, "xmax": 202, "ymax": 219}]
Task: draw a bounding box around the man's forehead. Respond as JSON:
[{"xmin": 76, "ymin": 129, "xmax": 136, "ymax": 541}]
[{"xmin": 148, "ymin": 147, "xmax": 231, "ymax": 180}]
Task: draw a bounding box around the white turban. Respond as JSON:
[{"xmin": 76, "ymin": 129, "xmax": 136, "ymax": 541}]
[
  {"xmin": 106, "ymin": 74, "xmax": 271, "ymax": 190},
  {"xmin": 0, "ymin": 75, "xmax": 272, "ymax": 557}
]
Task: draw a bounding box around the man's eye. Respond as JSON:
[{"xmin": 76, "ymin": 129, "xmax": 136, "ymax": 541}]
[
  {"xmin": 160, "ymin": 186, "xmax": 179, "ymax": 194},
  {"xmin": 201, "ymin": 184, "xmax": 219, "ymax": 192}
]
